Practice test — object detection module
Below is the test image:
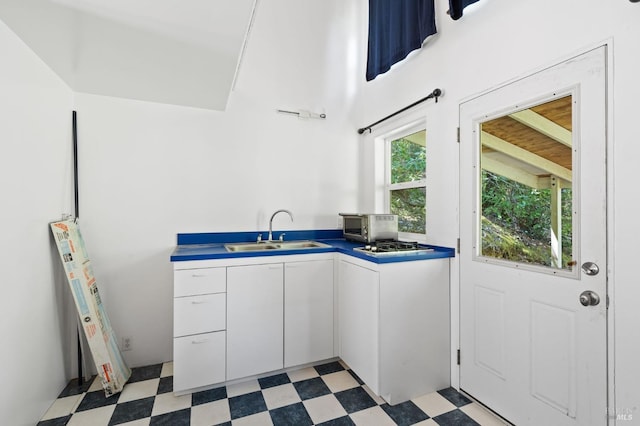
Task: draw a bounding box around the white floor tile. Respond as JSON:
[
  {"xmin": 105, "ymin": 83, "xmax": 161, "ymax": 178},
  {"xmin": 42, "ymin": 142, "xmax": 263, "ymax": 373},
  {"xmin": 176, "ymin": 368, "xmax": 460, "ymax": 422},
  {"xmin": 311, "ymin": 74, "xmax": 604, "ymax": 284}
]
[
  {"xmin": 118, "ymin": 379, "xmax": 160, "ymax": 403},
  {"xmin": 88, "ymin": 377, "xmax": 105, "ymax": 393},
  {"xmin": 117, "ymin": 418, "xmax": 151, "ymax": 426},
  {"xmin": 160, "ymin": 362, "xmax": 173, "ymax": 378},
  {"xmin": 349, "ymin": 406, "xmax": 396, "ymax": 426},
  {"xmin": 261, "ymin": 383, "xmax": 301, "ymax": 410},
  {"xmin": 40, "ymin": 394, "xmax": 84, "ymax": 420},
  {"xmin": 67, "ymin": 405, "xmax": 116, "ymax": 426},
  {"xmin": 151, "ymin": 392, "xmax": 191, "ymax": 416},
  {"xmin": 303, "ymin": 394, "xmax": 347, "ymax": 424},
  {"xmin": 191, "ymin": 399, "xmax": 231, "ymax": 426},
  {"xmin": 412, "ymin": 391, "xmax": 457, "ymax": 417},
  {"xmin": 227, "ymin": 379, "xmax": 260, "ymax": 397},
  {"xmin": 287, "ymin": 366, "xmax": 319, "ymax": 383},
  {"xmin": 231, "ymin": 410, "xmax": 274, "ymax": 425},
  {"xmin": 321, "ymin": 370, "xmax": 360, "ymax": 393},
  {"xmin": 461, "ymin": 402, "xmax": 510, "ymax": 425}
]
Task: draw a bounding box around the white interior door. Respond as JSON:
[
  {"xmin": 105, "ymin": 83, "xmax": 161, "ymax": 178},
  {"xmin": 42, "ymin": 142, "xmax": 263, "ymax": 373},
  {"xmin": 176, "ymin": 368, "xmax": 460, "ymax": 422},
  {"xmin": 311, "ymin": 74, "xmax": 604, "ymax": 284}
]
[{"xmin": 459, "ymin": 46, "xmax": 608, "ymax": 426}]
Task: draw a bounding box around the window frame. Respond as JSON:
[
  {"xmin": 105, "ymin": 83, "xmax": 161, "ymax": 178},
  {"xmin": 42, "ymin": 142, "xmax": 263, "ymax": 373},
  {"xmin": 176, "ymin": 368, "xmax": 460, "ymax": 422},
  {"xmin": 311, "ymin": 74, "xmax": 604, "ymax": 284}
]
[{"xmin": 383, "ymin": 120, "xmax": 427, "ymax": 242}]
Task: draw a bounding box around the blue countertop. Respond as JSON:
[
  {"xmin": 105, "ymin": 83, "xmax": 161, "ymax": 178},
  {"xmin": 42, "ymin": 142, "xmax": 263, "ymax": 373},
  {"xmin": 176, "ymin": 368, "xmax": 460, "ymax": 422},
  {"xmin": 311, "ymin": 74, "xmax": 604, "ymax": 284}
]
[{"xmin": 171, "ymin": 230, "xmax": 455, "ymax": 264}]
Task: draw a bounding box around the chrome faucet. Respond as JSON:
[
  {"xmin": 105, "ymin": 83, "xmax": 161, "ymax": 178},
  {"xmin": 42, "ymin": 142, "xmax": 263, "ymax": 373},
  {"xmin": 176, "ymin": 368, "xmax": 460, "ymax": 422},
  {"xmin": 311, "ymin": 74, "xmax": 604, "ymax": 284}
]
[{"xmin": 268, "ymin": 209, "xmax": 293, "ymax": 242}]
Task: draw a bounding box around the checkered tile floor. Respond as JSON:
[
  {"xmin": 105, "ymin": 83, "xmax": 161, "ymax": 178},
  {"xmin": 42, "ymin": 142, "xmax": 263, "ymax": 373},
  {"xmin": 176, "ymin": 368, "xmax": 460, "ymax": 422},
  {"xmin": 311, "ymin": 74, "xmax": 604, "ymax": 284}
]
[{"xmin": 38, "ymin": 360, "xmax": 508, "ymax": 425}]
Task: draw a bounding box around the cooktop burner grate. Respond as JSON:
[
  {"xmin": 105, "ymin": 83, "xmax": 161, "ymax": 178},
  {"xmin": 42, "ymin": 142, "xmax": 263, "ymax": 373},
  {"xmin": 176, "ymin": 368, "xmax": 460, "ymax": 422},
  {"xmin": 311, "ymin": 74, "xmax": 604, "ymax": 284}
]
[{"xmin": 354, "ymin": 240, "xmax": 434, "ymax": 257}]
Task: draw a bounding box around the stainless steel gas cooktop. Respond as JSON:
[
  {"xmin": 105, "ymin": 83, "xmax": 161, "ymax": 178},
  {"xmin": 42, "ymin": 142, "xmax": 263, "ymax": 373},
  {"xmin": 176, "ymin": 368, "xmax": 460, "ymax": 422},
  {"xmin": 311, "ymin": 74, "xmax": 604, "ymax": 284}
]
[{"xmin": 353, "ymin": 240, "xmax": 434, "ymax": 257}]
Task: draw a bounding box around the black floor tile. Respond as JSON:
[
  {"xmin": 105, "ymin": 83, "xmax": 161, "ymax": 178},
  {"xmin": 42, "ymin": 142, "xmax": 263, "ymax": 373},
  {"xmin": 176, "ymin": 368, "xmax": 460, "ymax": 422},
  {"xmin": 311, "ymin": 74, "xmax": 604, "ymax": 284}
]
[
  {"xmin": 334, "ymin": 387, "xmax": 377, "ymax": 414},
  {"xmin": 293, "ymin": 377, "xmax": 332, "ymax": 401},
  {"xmin": 58, "ymin": 376, "xmax": 97, "ymax": 398},
  {"xmin": 192, "ymin": 386, "xmax": 227, "ymax": 406},
  {"xmin": 259, "ymin": 373, "xmax": 291, "ymax": 389},
  {"xmin": 75, "ymin": 390, "xmax": 120, "ymax": 412},
  {"xmin": 128, "ymin": 364, "xmax": 163, "ymax": 383},
  {"xmin": 149, "ymin": 408, "xmax": 191, "ymax": 426},
  {"xmin": 437, "ymin": 387, "xmax": 472, "ymax": 407},
  {"xmin": 269, "ymin": 402, "xmax": 314, "ymax": 426},
  {"xmin": 228, "ymin": 390, "xmax": 268, "ymax": 419},
  {"xmin": 37, "ymin": 415, "xmax": 72, "ymax": 426},
  {"xmin": 314, "ymin": 361, "xmax": 345, "ymax": 375},
  {"xmin": 315, "ymin": 416, "xmax": 356, "ymax": 426},
  {"xmin": 157, "ymin": 376, "xmax": 173, "ymax": 394},
  {"xmin": 433, "ymin": 408, "xmax": 480, "ymax": 426},
  {"xmin": 381, "ymin": 400, "xmax": 430, "ymax": 426},
  {"xmin": 108, "ymin": 396, "xmax": 155, "ymax": 425}
]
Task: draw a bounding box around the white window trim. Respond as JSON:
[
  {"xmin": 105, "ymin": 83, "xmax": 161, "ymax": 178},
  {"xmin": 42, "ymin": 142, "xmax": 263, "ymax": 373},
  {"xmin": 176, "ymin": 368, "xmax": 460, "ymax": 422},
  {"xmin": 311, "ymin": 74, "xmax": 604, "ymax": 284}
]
[{"xmin": 383, "ymin": 119, "xmax": 427, "ymax": 242}]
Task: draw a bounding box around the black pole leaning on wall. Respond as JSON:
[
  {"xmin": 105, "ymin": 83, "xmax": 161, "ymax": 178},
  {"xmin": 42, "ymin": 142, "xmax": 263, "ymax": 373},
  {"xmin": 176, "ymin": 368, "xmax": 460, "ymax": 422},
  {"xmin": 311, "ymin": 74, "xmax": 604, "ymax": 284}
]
[
  {"xmin": 357, "ymin": 88, "xmax": 442, "ymax": 134},
  {"xmin": 73, "ymin": 111, "xmax": 79, "ymax": 219},
  {"xmin": 72, "ymin": 110, "xmax": 83, "ymax": 385}
]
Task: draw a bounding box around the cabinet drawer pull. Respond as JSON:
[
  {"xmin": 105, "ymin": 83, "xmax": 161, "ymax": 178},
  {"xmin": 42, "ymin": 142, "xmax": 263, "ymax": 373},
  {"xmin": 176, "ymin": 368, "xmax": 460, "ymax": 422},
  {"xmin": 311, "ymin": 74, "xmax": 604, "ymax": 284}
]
[
  {"xmin": 191, "ymin": 339, "xmax": 209, "ymax": 344},
  {"xmin": 191, "ymin": 274, "xmax": 207, "ymax": 278},
  {"xmin": 191, "ymin": 300, "xmax": 209, "ymax": 305}
]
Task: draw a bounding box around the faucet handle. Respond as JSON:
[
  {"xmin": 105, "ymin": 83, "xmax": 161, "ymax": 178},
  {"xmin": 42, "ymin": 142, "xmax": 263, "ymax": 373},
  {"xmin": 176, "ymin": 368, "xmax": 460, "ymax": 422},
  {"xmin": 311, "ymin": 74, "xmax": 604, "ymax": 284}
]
[
  {"xmin": 278, "ymin": 233, "xmax": 286, "ymax": 242},
  {"xmin": 257, "ymin": 233, "xmax": 263, "ymax": 243}
]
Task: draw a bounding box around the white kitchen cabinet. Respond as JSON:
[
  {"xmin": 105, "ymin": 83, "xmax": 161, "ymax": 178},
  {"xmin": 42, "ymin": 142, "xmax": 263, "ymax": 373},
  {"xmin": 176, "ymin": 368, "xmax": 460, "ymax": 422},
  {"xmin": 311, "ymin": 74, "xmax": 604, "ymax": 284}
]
[
  {"xmin": 338, "ymin": 259, "xmax": 380, "ymax": 393},
  {"xmin": 227, "ymin": 263, "xmax": 284, "ymax": 380},
  {"xmin": 338, "ymin": 256, "xmax": 450, "ymax": 405},
  {"xmin": 174, "ymin": 267, "xmax": 226, "ymax": 297},
  {"xmin": 174, "ymin": 331, "xmax": 225, "ymax": 391},
  {"xmin": 173, "ymin": 293, "xmax": 225, "ymax": 337},
  {"xmin": 173, "ymin": 266, "xmax": 226, "ymax": 393},
  {"xmin": 284, "ymin": 259, "xmax": 334, "ymax": 368}
]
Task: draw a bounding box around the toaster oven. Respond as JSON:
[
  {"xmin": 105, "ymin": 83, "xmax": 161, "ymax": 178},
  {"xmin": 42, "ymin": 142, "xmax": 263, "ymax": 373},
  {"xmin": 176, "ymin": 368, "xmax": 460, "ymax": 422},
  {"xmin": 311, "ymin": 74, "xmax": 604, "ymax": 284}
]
[{"xmin": 339, "ymin": 213, "xmax": 398, "ymax": 243}]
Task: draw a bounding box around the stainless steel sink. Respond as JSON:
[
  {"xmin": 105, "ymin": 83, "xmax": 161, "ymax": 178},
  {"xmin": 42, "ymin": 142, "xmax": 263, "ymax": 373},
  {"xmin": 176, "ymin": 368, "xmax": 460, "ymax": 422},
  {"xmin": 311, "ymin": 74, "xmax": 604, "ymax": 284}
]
[{"xmin": 225, "ymin": 240, "xmax": 331, "ymax": 252}]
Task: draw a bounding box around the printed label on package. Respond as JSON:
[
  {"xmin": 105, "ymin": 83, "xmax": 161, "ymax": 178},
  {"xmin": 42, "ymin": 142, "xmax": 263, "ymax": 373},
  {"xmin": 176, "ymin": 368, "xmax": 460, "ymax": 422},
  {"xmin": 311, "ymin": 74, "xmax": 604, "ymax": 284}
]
[{"xmin": 51, "ymin": 219, "xmax": 131, "ymax": 396}]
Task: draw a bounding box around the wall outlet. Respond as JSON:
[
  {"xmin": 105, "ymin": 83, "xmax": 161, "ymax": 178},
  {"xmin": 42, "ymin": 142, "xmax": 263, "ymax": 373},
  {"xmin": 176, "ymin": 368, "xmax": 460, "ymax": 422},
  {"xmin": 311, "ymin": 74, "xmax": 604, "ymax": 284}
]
[{"xmin": 121, "ymin": 336, "xmax": 133, "ymax": 352}]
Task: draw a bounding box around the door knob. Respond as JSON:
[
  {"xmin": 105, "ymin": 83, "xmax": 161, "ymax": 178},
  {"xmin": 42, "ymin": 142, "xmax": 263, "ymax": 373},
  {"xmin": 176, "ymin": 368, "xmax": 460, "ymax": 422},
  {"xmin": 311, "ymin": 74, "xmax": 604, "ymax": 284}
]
[
  {"xmin": 579, "ymin": 290, "xmax": 600, "ymax": 306},
  {"xmin": 581, "ymin": 262, "xmax": 600, "ymax": 276}
]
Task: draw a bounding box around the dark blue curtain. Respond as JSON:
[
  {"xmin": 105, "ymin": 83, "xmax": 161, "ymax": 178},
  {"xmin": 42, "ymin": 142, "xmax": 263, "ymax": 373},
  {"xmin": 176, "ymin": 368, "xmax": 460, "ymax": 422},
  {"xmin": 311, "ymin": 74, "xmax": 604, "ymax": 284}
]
[
  {"xmin": 449, "ymin": 0, "xmax": 479, "ymax": 20},
  {"xmin": 366, "ymin": 0, "xmax": 436, "ymax": 81}
]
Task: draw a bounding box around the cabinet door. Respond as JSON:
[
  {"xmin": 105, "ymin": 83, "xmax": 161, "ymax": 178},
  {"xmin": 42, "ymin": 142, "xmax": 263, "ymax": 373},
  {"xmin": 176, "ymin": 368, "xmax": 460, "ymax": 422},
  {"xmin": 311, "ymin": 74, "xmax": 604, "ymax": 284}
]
[
  {"xmin": 338, "ymin": 260, "xmax": 380, "ymax": 394},
  {"xmin": 227, "ymin": 263, "xmax": 284, "ymax": 380},
  {"xmin": 173, "ymin": 331, "xmax": 225, "ymax": 392},
  {"xmin": 284, "ymin": 259, "xmax": 334, "ymax": 368}
]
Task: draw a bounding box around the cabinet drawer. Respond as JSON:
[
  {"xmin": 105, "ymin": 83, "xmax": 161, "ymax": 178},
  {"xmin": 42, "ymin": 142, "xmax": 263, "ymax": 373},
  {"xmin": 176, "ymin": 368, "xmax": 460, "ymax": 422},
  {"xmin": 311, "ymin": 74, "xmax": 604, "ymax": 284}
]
[
  {"xmin": 174, "ymin": 267, "xmax": 226, "ymax": 297},
  {"xmin": 173, "ymin": 331, "xmax": 225, "ymax": 392},
  {"xmin": 174, "ymin": 293, "xmax": 226, "ymax": 337}
]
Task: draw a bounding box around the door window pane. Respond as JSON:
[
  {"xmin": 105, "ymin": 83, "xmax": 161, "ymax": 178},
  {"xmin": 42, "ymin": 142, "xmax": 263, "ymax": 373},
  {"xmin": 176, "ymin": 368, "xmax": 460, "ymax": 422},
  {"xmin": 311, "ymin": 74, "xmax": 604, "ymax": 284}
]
[{"xmin": 479, "ymin": 96, "xmax": 574, "ymax": 270}]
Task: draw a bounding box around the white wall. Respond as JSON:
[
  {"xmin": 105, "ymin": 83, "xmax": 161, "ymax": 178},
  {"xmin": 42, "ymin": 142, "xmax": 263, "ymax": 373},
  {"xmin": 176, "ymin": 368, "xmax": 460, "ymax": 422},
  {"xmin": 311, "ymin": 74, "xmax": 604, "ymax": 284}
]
[
  {"xmin": 72, "ymin": 0, "xmax": 361, "ymax": 369},
  {"xmin": 356, "ymin": 0, "xmax": 640, "ymax": 422},
  {"xmin": 0, "ymin": 20, "xmax": 74, "ymax": 426}
]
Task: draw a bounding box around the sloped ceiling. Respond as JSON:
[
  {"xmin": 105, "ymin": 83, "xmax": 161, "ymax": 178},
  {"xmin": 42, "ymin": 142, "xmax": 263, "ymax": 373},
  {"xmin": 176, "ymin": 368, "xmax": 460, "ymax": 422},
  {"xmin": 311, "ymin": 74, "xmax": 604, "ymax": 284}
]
[{"xmin": 0, "ymin": 0, "xmax": 257, "ymax": 110}]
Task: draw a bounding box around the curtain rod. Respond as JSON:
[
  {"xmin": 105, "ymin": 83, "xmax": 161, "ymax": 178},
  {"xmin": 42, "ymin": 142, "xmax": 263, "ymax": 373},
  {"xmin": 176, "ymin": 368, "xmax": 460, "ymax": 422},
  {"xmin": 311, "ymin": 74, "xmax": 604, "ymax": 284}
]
[{"xmin": 357, "ymin": 88, "xmax": 442, "ymax": 134}]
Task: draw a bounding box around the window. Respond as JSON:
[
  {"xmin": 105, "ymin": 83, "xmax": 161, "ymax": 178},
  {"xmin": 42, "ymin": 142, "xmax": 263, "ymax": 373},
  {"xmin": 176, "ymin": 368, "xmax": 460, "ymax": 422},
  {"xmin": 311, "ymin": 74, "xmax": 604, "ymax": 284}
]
[
  {"xmin": 385, "ymin": 126, "xmax": 427, "ymax": 238},
  {"xmin": 479, "ymin": 95, "xmax": 574, "ymax": 270}
]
